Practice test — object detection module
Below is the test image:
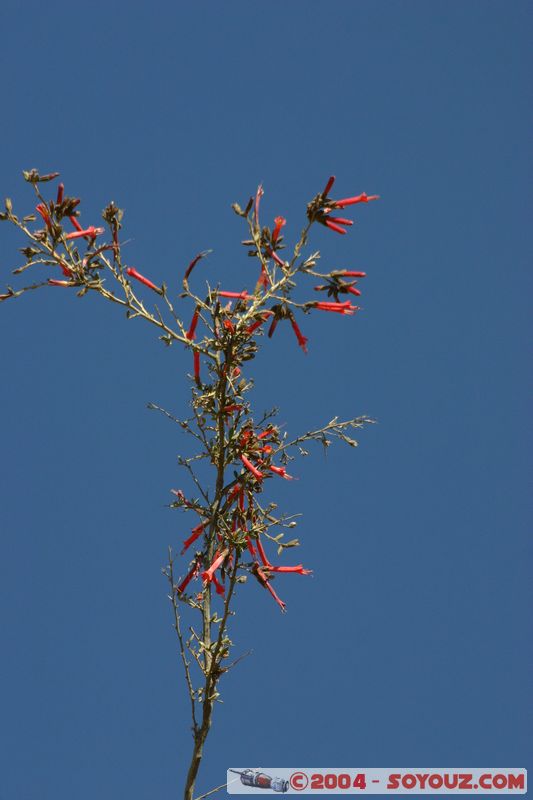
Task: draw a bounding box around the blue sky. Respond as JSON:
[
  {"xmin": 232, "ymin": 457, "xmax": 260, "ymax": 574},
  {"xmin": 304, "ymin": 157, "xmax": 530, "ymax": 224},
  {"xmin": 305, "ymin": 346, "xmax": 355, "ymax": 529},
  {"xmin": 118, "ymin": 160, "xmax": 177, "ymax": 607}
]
[{"xmin": 0, "ymin": 1, "xmax": 531, "ymax": 798}]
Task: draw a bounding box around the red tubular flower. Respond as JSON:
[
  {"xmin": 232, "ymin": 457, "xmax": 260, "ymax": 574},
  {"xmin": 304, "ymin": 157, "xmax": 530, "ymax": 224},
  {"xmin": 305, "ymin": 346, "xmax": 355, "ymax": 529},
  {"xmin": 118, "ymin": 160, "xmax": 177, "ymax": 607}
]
[
  {"xmin": 290, "ymin": 318, "xmax": 308, "ymax": 353},
  {"xmin": 212, "ymin": 573, "xmax": 225, "ymax": 596},
  {"xmin": 201, "ymin": 550, "xmax": 227, "ymax": 583},
  {"xmin": 193, "ymin": 351, "xmax": 201, "ymax": 382},
  {"xmin": 35, "ymin": 204, "xmax": 52, "ymax": 229},
  {"xmin": 322, "ymin": 175, "xmax": 336, "ymax": 196},
  {"xmin": 246, "ymin": 536, "xmax": 257, "ymax": 558},
  {"xmin": 333, "ymin": 192, "xmax": 380, "ymax": 208},
  {"xmin": 223, "ymin": 404, "xmax": 242, "ymax": 414},
  {"xmin": 324, "ymin": 219, "xmax": 347, "ymax": 235},
  {"xmin": 267, "ymin": 248, "xmax": 285, "ymax": 267},
  {"xmin": 69, "ymin": 215, "xmax": 83, "ymax": 232},
  {"xmin": 186, "ymin": 308, "xmax": 200, "ymax": 340},
  {"xmin": 177, "ymin": 559, "xmax": 201, "ymax": 594},
  {"xmin": 181, "ymin": 522, "xmax": 205, "ymax": 555},
  {"xmin": 125, "ymin": 267, "xmax": 161, "ymax": 293},
  {"xmin": 256, "ymin": 564, "xmax": 286, "ymax": 612},
  {"xmin": 226, "ymin": 484, "xmax": 241, "ymax": 506},
  {"xmin": 240, "ymin": 429, "xmax": 253, "ymax": 446},
  {"xmin": 238, "ymin": 489, "xmax": 246, "ymax": 513},
  {"xmin": 267, "ymin": 564, "xmax": 312, "ymax": 575},
  {"xmin": 325, "ymin": 216, "xmax": 354, "ymax": 227},
  {"xmin": 56, "ymin": 183, "xmax": 64, "ymax": 205},
  {"xmin": 240, "ymin": 454, "xmax": 263, "ymax": 481},
  {"xmin": 261, "ymin": 444, "xmax": 273, "ymax": 454},
  {"xmin": 269, "ymin": 464, "xmax": 294, "ymax": 480},
  {"xmin": 264, "ymin": 580, "xmax": 286, "ymax": 611},
  {"xmin": 217, "ymin": 290, "xmax": 250, "ymax": 300},
  {"xmin": 314, "ymin": 301, "xmax": 358, "ymax": 315},
  {"xmin": 256, "ymin": 537, "xmax": 271, "ymax": 567},
  {"xmin": 254, "ymin": 184, "xmax": 264, "ymax": 227},
  {"xmin": 58, "ymin": 261, "xmax": 73, "ymax": 277},
  {"xmin": 257, "ymin": 428, "xmax": 275, "ymax": 440},
  {"xmin": 268, "ymin": 317, "xmax": 279, "ymax": 339},
  {"xmin": 246, "ymin": 311, "xmax": 272, "ymax": 335},
  {"xmin": 272, "ymin": 216, "xmax": 286, "ymax": 243},
  {"xmin": 346, "ymin": 285, "xmax": 361, "ymax": 297},
  {"xmin": 337, "ymin": 270, "xmax": 366, "ymax": 278},
  {"xmin": 256, "ymin": 265, "xmax": 270, "ymax": 290},
  {"xmin": 184, "ymin": 250, "xmax": 210, "ymax": 281},
  {"xmin": 65, "ymin": 226, "xmax": 104, "ymax": 240},
  {"xmin": 170, "ymin": 488, "xmax": 195, "ymax": 508}
]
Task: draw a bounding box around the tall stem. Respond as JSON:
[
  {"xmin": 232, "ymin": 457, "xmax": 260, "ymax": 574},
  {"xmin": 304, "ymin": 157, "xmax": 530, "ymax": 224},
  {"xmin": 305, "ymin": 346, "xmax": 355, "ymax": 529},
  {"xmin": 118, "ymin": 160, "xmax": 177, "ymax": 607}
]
[{"xmin": 184, "ymin": 349, "xmax": 229, "ymax": 800}]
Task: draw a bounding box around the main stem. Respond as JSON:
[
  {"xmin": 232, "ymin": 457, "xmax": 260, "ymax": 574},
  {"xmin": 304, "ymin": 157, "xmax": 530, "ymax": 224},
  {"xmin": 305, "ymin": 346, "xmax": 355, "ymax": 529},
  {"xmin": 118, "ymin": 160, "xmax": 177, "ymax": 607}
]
[{"xmin": 183, "ymin": 348, "xmax": 229, "ymax": 800}]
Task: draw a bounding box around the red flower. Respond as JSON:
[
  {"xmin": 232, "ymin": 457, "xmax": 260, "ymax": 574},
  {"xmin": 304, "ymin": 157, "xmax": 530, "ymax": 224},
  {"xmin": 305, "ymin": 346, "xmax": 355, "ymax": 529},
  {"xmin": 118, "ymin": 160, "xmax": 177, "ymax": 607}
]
[
  {"xmin": 267, "ymin": 564, "xmax": 312, "ymax": 575},
  {"xmin": 65, "ymin": 226, "xmax": 104, "ymax": 240},
  {"xmin": 225, "ymin": 484, "xmax": 241, "ymax": 506},
  {"xmin": 314, "ymin": 301, "xmax": 358, "ymax": 315},
  {"xmin": 240, "ymin": 454, "xmax": 264, "ymax": 481},
  {"xmin": 35, "ymin": 203, "xmax": 52, "ymax": 229},
  {"xmin": 323, "ymin": 219, "xmax": 348, "ymax": 235},
  {"xmin": 186, "ymin": 308, "xmax": 200, "ymax": 340},
  {"xmin": 69, "ymin": 215, "xmax": 83, "ymax": 232},
  {"xmin": 240, "ymin": 429, "xmax": 253, "ymax": 446},
  {"xmin": 325, "ymin": 216, "xmax": 354, "ymax": 227},
  {"xmin": 269, "ymin": 464, "xmax": 293, "ymax": 480},
  {"xmin": 217, "ymin": 290, "xmax": 250, "ymax": 300},
  {"xmin": 56, "ymin": 183, "xmax": 64, "ymax": 205},
  {"xmin": 202, "ymin": 550, "xmax": 227, "ymax": 583},
  {"xmin": 224, "ymin": 404, "xmax": 242, "ymax": 414},
  {"xmin": 212, "ymin": 573, "xmax": 225, "ymax": 596},
  {"xmin": 222, "ymin": 319, "xmax": 235, "ymax": 333},
  {"xmin": 184, "ymin": 250, "xmax": 210, "ymax": 281},
  {"xmin": 193, "ymin": 351, "xmax": 201, "ymax": 382},
  {"xmin": 246, "ymin": 536, "xmax": 257, "ymax": 558},
  {"xmin": 181, "ymin": 522, "xmax": 205, "ymax": 555},
  {"xmin": 58, "ymin": 261, "xmax": 73, "ymax": 277},
  {"xmin": 254, "ymin": 184, "xmax": 264, "ymax": 227},
  {"xmin": 322, "ymin": 175, "xmax": 336, "ymax": 197},
  {"xmin": 125, "ymin": 267, "xmax": 161, "ymax": 293},
  {"xmin": 257, "ymin": 428, "xmax": 275, "ymax": 440},
  {"xmin": 345, "ymin": 284, "xmax": 362, "ymax": 297},
  {"xmin": 272, "ymin": 216, "xmax": 286, "ymax": 243},
  {"xmin": 177, "ymin": 559, "xmax": 201, "ymax": 594},
  {"xmin": 332, "ymin": 192, "xmax": 380, "ymax": 208},
  {"xmin": 290, "ymin": 318, "xmax": 308, "ymax": 353},
  {"xmin": 268, "ymin": 317, "xmax": 279, "ymax": 339},
  {"xmin": 255, "ymin": 564, "xmax": 286, "ymax": 612},
  {"xmin": 170, "ymin": 489, "xmax": 195, "ymax": 508},
  {"xmin": 256, "ymin": 537, "xmax": 271, "ymax": 567},
  {"xmin": 256, "ymin": 265, "xmax": 270, "ymax": 290},
  {"xmin": 267, "ymin": 248, "xmax": 285, "ymax": 267},
  {"xmin": 246, "ymin": 311, "xmax": 272, "ymax": 335},
  {"xmin": 337, "ymin": 270, "xmax": 366, "ymax": 278}
]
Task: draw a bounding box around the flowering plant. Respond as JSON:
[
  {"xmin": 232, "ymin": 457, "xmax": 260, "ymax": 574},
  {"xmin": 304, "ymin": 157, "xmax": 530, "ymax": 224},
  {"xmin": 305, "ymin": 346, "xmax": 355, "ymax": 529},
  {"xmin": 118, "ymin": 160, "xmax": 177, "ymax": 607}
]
[{"xmin": 1, "ymin": 170, "xmax": 378, "ymax": 800}]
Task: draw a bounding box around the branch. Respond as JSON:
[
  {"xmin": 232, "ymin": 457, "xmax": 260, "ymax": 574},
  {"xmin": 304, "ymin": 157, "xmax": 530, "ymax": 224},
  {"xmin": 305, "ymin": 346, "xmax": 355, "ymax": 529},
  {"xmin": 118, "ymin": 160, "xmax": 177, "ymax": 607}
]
[
  {"xmin": 276, "ymin": 415, "xmax": 375, "ymax": 455},
  {"xmin": 166, "ymin": 548, "xmax": 198, "ymax": 734}
]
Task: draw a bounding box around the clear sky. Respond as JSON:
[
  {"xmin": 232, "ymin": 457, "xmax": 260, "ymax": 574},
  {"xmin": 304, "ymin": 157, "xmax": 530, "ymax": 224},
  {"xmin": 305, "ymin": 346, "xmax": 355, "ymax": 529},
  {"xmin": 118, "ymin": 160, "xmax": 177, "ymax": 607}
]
[{"xmin": 0, "ymin": 1, "xmax": 531, "ymax": 798}]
